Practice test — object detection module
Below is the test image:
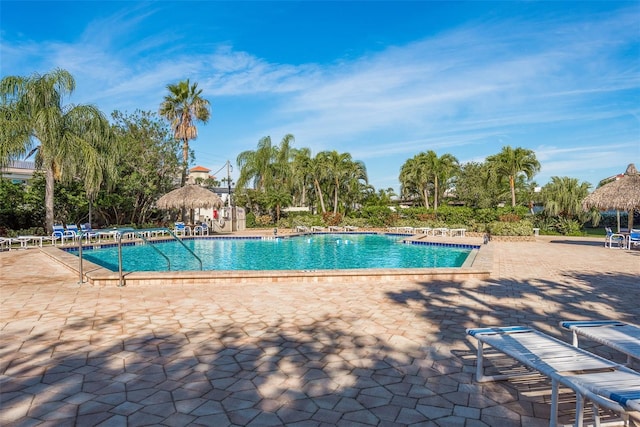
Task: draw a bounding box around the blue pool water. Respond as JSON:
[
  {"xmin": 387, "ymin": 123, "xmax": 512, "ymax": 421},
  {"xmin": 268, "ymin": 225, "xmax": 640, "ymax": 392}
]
[{"xmin": 75, "ymin": 233, "xmax": 475, "ymax": 272}]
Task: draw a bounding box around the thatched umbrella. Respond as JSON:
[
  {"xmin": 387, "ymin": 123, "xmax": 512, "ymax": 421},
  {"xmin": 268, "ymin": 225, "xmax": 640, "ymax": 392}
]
[
  {"xmin": 582, "ymin": 164, "xmax": 640, "ymax": 231},
  {"xmin": 156, "ymin": 185, "xmax": 224, "ymax": 211}
]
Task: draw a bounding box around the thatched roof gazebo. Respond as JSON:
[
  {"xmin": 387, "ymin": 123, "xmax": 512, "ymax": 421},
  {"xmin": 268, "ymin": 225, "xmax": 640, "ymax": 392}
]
[
  {"xmin": 582, "ymin": 163, "xmax": 640, "ymax": 231},
  {"xmin": 156, "ymin": 185, "xmax": 224, "ymax": 211}
]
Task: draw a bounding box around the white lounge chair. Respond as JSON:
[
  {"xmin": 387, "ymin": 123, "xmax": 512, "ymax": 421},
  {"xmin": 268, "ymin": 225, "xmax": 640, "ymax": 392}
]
[
  {"xmin": 294, "ymin": 225, "xmax": 310, "ymax": 232},
  {"xmin": 0, "ymin": 237, "xmax": 11, "ymax": 251},
  {"xmin": 560, "ymin": 320, "xmax": 640, "ymax": 366},
  {"xmin": 328, "ymin": 225, "xmax": 344, "ymax": 232},
  {"xmin": 53, "ymin": 224, "xmax": 76, "ymax": 245},
  {"xmin": 605, "ymin": 227, "xmax": 625, "ymax": 248},
  {"xmin": 627, "ymin": 229, "xmax": 640, "ymax": 250},
  {"xmin": 311, "ymin": 226, "xmax": 325, "ymax": 232},
  {"xmin": 344, "ymin": 225, "xmax": 359, "ymax": 232},
  {"xmin": 467, "ymin": 326, "xmax": 640, "ymax": 426},
  {"xmin": 193, "ymin": 223, "xmax": 209, "ymax": 236}
]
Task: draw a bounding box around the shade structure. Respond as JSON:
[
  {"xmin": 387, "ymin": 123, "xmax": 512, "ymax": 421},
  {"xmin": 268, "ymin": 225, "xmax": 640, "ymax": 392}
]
[
  {"xmin": 156, "ymin": 185, "xmax": 224, "ymax": 210},
  {"xmin": 582, "ymin": 164, "xmax": 640, "ymax": 231}
]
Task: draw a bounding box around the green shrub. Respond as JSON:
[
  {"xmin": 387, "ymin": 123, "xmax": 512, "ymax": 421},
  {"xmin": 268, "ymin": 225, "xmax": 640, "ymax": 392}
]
[{"xmin": 487, "ymin": 220, "xmax": 534, "ymax": 236}]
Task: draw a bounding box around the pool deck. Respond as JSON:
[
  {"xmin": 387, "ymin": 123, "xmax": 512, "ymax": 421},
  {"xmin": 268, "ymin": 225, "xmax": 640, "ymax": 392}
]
[{"xmin": 1, "ymin": 234, "xmax": 639, "ymax": 426}]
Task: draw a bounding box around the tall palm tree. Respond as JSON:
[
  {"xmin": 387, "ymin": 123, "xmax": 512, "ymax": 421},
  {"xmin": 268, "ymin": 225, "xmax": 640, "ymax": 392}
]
[
  {"xmin": 486, "ymin": 146, "xmax": 540, "ymax": 207},
  {"xmin": 0, "ymin": 69, "xmax": 115, "ymax": 232},
  {"xmin": 421, "ymin": 150, "xmax": 459, "ymax": 210},
  {"xmin": 400, "ymin": 155, "xmax": 430, "ymax": 208},
  {"xmin": 311, "ymin": 152, "xmax": 331, "ymax": 214},
  {"xmin": 291, "ymin": 147, "xmax": 313, "ymax": 207},
  {"xmin": 236, "ymin": 136, "xmax": 275, "ymax": 191},
  {"xmin": 159, "ymin": 79, "xmax": 210, "ymax": 186}
]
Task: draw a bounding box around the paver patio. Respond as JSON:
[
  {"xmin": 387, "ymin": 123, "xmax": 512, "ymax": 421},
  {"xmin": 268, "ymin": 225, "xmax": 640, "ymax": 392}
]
[{"xmin": 1, "ymin": 235, "xmax": 639, "ymax": 426}]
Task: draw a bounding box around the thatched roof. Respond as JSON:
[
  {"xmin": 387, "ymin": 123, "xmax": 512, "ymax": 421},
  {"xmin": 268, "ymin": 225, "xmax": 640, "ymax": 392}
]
[
  {"xmin": 156, "ymin": 185, "xmax": 224, "ymax": 210},
  {"xmin": 582, "ymin": 164, "xmax": 640, "ymax": 211}
]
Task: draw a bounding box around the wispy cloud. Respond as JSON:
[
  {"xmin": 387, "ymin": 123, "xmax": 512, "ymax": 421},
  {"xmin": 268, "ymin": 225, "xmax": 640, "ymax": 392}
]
[{"xmin": 1, "ymin": 2, "xmax": 638, "ymax": 188}]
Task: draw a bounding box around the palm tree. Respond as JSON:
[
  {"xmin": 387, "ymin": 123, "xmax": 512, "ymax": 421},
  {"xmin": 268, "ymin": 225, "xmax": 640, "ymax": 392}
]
[
  {"xmin": 421, "ymin": 150, "xmax": 459, "ymax": 210},
  {"xmin": 486, "ymin": 146, "xmax": 540, "ymax": 207},
  {"xmin": 541, "ymin": 176, "xmax": 597, "ymax": 223},
  {"xmin": 159, "ymin": 79, "xmax": 210, "ymax": 186},
  {"xmin": 400, "ymin": 155, "xmax": 430, "ymax": 208},
  {"xmin": 236, "ymin": 136, "xmax": 275, "ymax": 191},
  {"xmin": 0, "ymin": 69, "xmax": 115, "ymax": 232}
]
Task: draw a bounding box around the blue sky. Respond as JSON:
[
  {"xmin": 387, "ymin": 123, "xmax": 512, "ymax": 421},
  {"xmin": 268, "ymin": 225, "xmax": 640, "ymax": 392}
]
[{"xmin": 2, "ymin": 1, "xmax": 639, "ymax": 193}]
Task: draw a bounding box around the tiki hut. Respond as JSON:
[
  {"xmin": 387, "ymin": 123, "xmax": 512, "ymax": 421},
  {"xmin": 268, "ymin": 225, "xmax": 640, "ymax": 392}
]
[
  {"xmin": 156, "ymin": 185, "xmax": 224, "ymax": 211},
  {"xmin": 582, "ymin": 163, "xmax": 640, "ymax": 231}
]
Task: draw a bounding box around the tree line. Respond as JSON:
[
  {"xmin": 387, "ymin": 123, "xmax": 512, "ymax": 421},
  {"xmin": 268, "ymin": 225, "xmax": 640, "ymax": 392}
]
[{"xmin": 1, "ymin": 68, "xmax": 606, "ymax": 235}]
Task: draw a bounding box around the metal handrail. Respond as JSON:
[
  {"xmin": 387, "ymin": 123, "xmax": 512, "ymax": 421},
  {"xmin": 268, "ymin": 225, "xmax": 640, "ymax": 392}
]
[
  {"xmin": 133, "ymin": 231, "xmax": 171, "ymax": 271},
  {"xmin": 164, "ymin": 228, "xmax": 203, "ymax": 270}
]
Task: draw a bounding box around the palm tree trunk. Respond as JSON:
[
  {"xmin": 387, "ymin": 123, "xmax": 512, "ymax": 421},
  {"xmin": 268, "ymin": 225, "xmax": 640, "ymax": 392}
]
[
  {"xmin": 510, "ymin": 175, "xmax": 516, "ymax": 207},
  {"xmin": 333, "ymin": 178, "xmax": 339, "ymax": 214},
  {"xmin": 434, "ymin": 177, "xmax": 439, "ymax": 211},
  {"xmin": 422, "ymin": 188, "xmax": 430, "ymax": 209},
  {"xmin": 314, "ymin": 179, "xmax": 326, "ymax": 213},
  {"xmin": 45, "ymin": 165, "xmax": 55, "ymax": 233}
]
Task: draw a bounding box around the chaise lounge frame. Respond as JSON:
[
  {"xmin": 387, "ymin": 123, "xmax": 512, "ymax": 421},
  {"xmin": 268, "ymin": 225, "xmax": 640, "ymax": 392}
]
[{"xmin": 467, "ymin": 326, "xmax": 640, "ymax": 427}]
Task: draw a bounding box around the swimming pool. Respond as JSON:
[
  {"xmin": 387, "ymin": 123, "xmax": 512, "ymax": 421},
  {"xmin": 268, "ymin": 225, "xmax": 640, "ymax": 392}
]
[{"xmin": 74, "ymin": 233, "xmax": 475, "ymax": 272}]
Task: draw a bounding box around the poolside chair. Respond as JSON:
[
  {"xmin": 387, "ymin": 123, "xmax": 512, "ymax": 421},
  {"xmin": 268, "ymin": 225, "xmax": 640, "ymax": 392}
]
[
  {"xmin": 0, "ymin": 237, "xmax": 12, "ymax": 251},
  {"xmin": 66, "ymin": 224, "xmax": 80, "ymax": 239},
  {"xmin": 467, "ymin": 326, "xmax": 640, "ymax": 427},
  {"xmin": 627, "ymin": 229, "xmax": 640, "ymax": 250},
  {"xmin": 80, "ymin": 223, "xmax": 99, "ymax": 242},
  {"xmin": 560, "ymin": 320, "xmax": 640, "ymax": 365},
  {"xmin": 53, "ymin": 224, "xmax": 75, "ymax": 245},
  {"xmin": 605, "ymin": 227, "xmax": 625, "ymax": 249},
  {"xmin": 173, "ymin": 222, "xmax": 189, "ymax": 236},
  {"xmin": 193, "ymin": 222, "xmax": 209, "ymax": 236}
]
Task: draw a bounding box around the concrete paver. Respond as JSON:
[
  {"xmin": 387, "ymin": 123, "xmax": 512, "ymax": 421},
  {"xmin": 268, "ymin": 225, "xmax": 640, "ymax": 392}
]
[{"xmin": 1, "ymin": 235, "xmax": 639, "ymax": 426}]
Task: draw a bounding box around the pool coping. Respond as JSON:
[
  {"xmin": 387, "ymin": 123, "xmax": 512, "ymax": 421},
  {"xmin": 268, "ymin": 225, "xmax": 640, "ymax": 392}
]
[{"xmin": 40, "ymin": 232, "xmax": 492, "ymax": 286}]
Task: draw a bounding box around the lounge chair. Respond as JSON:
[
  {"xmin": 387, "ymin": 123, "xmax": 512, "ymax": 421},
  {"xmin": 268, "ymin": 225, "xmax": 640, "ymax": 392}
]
[
  {"xmin": 311, "ymin": 226, "xmax": 325, "ymax": 232},
  {"xmin": 627, "ymin": 229, "xmax": 640, "ymax": 250},
  {"xmin": 328, "ymin": 225, "xmax": 344, "ymax": 232},
  {"xmin": 344, "ymin": 225, "xmax": 359, "ymax": 232},
  {"xmin": 1, "ymin": 237, "xmax": 13, "ymax": 251},
  {"xmin": 467, "ymin": 326, "xmax": 640, "ymax": 426},
  {"xmin": 66, "ymin": 224, "xmax": 81, "ymax": 241},
  {"xmin": 193, "ymin": 222, "xmax": 209, "ymax": 236},
  {"xmin": 173, "ymin": 222, "xmax": 190, "ymax": 236},
  {"xmin": 53, "ymin": 224, "xmax": 75, "ymax": 245},
  {"xmin": 560, "ymin": 320, "xmax": 640, "ymax": 366},
  {"xmin": 295, "ymin": 225, "xmax": 310, "ymax": 232},
  {"xmin": 80, "ymin": 223, "xmax": 99, "ymax": 242},
  {"xmin": 605, "ymin": 227, "xmax": 625, "ymax": 248}
]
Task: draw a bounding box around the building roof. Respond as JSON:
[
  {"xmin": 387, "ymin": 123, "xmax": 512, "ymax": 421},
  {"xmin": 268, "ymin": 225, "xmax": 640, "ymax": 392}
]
[{"xmin": 190, "ymin": 165, "xmax": 210, "ymax": 173}]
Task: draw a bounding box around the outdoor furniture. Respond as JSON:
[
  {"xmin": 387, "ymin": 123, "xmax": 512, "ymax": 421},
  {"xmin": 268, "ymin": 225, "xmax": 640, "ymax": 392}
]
[
  {"xmin": 432, "ymin": 227, "xmax": 449, "ymax": 236},
  {"xmin": 13, "ymin": 235, "xmax": 54, "ymax": 248},
  {"xmin": 414, "ymin": 227, "xmax": 432, "ymax": 235},
  {"xmin": 173, "ymin": 222, "xmax": 190, "ymax": 236},
  {"xmin": 53, "ymin": 224, "xmax": 76, "ymax": 245},
  {"xmin": 449, "ymin": 228, "xmax": 466, "ymax": 237},
  {"xmin": 344, "ymin": 225, "xmax": 359, "ymax": 231},
  {"xmin": 627, "ymin": 229, "xmax": 640, "ymax": 250},
  {"xmin": 80, "ymin": 223, "xmax": 100, "ymax": 242},
  {"xmin": 311, "ymin": 226, "xmax": 325, "ymax": 232},
  {"xmin": 0, "ymin": 237, "xmax": 11, "ymax": 251},
  {"xmin": 605, "ymin": 227, "xmax": 626, "ymax": 249},
  {"xmin": 295, "ymin": 225, "xmax": 310, "ymax": 232},
  {"xmin": 328, "ymin": 226, "xmax": 344, "ymax": 231},
  {"xmin": 560, "ymin": 320, "xmax": 640, "ymax": 366},
  {"xmin": 193, "ymin": 223, "xmax": 209, "ymax": 236},
  {"xmin": 467, "ymin": 326, "xmax": 640, "ymax": 427}
]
